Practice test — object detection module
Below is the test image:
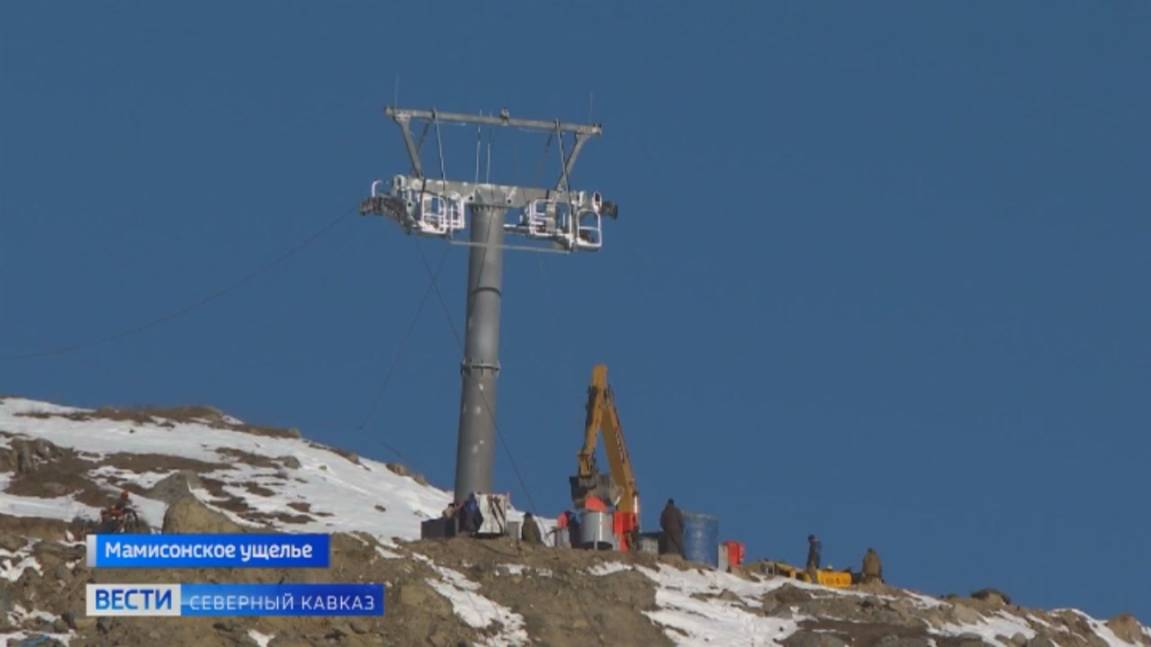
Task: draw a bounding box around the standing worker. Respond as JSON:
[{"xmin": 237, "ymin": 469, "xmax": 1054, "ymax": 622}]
[
  {"xmin": 805, "ymin": 534, "xmax": 822, "ymax": 583},
  {"xmin": 521, "ymin": 512, "xmax": 543, "ymax": 545},
  {"xmin": 552, "ymin": 510, "xmax": 572, "ymax": 548},
  {"xmin": 458, "ymin": 493, "xmax": 484, "ymax": 536},
  {"xmin": 660, "ymin": 499, "xmax": 684, "ymax": 557},
  {"xmin": 861, "ymin": 547, "xmax": 884, "ymax": 584},
  {"xmin": 568, "ymin": 510, "xmax": 582, "ymax": 549}
]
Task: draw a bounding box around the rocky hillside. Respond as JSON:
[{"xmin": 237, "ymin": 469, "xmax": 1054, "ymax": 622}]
[{"xmin": 1, "ymin": 396, "xmax": 1148, "ymax": 647}]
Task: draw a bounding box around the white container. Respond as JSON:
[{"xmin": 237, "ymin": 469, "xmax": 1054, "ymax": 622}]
[
  {"xmin": 475, "ymin": 493, "xmax": 510, "ymax": 536},
  {"xmin": 579, "ymin": 511, "xmax": 615, "ymax": 550}
]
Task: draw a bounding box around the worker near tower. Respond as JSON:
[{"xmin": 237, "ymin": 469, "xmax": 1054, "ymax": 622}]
[
  {"xmin": 521, "ymin": 512, "xmax": 543, "ymax": 545},
  {"xmin": 861, "ymin": 547, "xmax": 883, "ymax": 584},
  {"xmin": 458, "ymin": 493, "xmax": 483, "ymax": 536},
  {"xmin": 660, "ymin": 499, "xmax": 684, "ymax": 557},
  {"xmin": 552, "ymin": 510, "xmax": 574, "ymax": 547},
  {"xmin": 805, "ymin": 534, "xmax": 822, "ymax": 583}
]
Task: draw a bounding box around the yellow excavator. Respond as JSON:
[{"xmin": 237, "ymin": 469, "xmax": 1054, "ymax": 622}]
[
  {"xmin": 569, "ymin": 364, "xmax": 641, "ymax": 551},
  {"xmin": 566, "ymin": 365, "xmax": 857, "ymax": 586}
]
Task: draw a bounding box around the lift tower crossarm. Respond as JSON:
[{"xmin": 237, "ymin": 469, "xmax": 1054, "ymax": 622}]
[{"xmin": 385, "ymin": 106, "xmax": 603, "ymax": 136}]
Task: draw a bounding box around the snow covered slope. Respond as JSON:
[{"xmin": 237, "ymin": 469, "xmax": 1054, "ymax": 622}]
[
  {"xmin": 1, "ymin": 396, "xmax": 1147, "ymax": 647},
  {"xmin": 0, "ymin": 397, "xmax": 453, "ymax": 540}
]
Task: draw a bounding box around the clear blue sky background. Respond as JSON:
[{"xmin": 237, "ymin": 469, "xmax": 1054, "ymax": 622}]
[{"xmin": 2, "ymin": 1, "xmax": 1148, "ymax": 621}]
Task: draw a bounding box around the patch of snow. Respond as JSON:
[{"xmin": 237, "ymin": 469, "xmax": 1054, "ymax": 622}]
[
  {"xmin": 248, "ymin": 629, "xmax": 274, "ymax": 647},
  {"xmin": 1, "ymin": 398, "xmax": 86, "ymax": 416},
  {"xmin": 375, "ymin": 545, "xmax": 401, "ymax": 559},
  {"xmin": 26, "ymin": 609, "xmax": 60, "ymax": 624},
  {"xmin": 0, "ymin": 473, "xmax": 101, "ymax": 522},
  {"xmin": 493, "ymin": 563, "xmax": 551, "ymax": 577},
  {"xmin": 1067, "ymin": 609, "xmax": 1138, "ymax": 647},
  {"xmin": 1026, "ymin": 612, "xmax": 1054, "ymax": 626},
  {"xmin": 637, "ymin": 564, "xmax": 805, "ymax": 646},
  {"xmin": 902, "ymin": 589, "xmax": 946, "ymax": 609},
  {"xmin": 0, "ymin": 398, "xmax": 455, "ymax": 543},
  {"xmin": 0, "ymin": 630, "xmax": 75, "ymax": 646},
  {"xmin": 588, "ymin": 561, "xmax": 633, "ymax": 576},
  {"xmin": 935, "ymin": 611, "xmax": 1037, "ymax": 647},
  {"xmin": 424, "ymin": 575, "xmax": 529, "ymax": 646},
  {"xmin": 86, "ymin": 464, "xmax": 172, "ymax": 489},
  {"xmin": 639, "ymin": 564, "xmax": 793, "ymax": 607},
  {"xmin": 1, "ymin": 554, "xmax": 43, "ymax": 582},
  {"xmin": 414, "ymin": 553, "xmax": 528, "ymax": 646}
]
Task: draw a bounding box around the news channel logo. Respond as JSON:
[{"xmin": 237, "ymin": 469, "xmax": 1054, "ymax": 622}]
[{"xmin": 87, "ymin": 583, "xmax": 385, "ymax": 617}]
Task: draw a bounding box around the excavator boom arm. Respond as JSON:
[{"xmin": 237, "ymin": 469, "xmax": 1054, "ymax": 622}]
[
  {"xmin": 601, "ymin": 386, "xmax": 639, "ymax": 513},
  {"xmin": 575, "ymin": 364, "xmax": 639, "ymax": 514}
]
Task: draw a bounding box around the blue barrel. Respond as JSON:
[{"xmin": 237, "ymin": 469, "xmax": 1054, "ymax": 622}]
[{"xmin": 682, "ymin": 512, "xmax": 719, "ymax": 567}]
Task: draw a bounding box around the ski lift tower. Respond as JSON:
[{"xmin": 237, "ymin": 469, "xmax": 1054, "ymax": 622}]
[{"xmin": 360, "ymin": 106, "xmax": 618, "ymax": 504}]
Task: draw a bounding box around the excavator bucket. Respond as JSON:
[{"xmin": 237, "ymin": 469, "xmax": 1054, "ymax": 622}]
[{"xmin": 569, "ymin": 473, "xmax": 612, "ymax": 508}]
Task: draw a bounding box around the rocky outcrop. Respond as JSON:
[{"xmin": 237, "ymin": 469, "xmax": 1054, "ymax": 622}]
[
  {"xmin": 146, "ymin": 470, "xmax": 203, "ymax": 505},
  {"xmin": 162, "ymin": 496, "xmax": 247, "ymax": 534}
]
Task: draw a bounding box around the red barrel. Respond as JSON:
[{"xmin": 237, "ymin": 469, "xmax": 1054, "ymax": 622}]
[{"xmin": 722, "ymin": 541, "xmax": 745, "ymax": 567}]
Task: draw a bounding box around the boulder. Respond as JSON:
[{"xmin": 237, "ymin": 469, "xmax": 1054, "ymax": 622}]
[
  {"xmin": 1106, "ymin": 613, "xmax": 1150, "ymax": 646},
  {"xmin": 31, "ymin": 438, "xmax": 55, "ymax": 459},
  {"xmin": 0, "ymin": 534, "xmax": 26, "ymax": 552},
  {"xmin": 162, "ymin": 496, "xmax": 246, "ymax": 534},
  {"xmin": 147, "ymin": 470, "xmax": 203, "ymax": 505},
  {"xmin": 971, "ymin": 588, "xmax": 1012, "ymax": 606}
]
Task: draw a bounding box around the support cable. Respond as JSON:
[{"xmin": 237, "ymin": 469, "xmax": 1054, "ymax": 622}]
[
  {"xmin": 0, "ymin": 212, "xmax": 351, "ymax": 361},
  {"xmin": 354, "ymin": 243, "xmax": 452, "ymax": 463}
]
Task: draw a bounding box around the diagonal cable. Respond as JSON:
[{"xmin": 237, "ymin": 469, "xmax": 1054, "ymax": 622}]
[{"xmin": 0, "ymin": 212, "xmax": 351, "ymax": 361}]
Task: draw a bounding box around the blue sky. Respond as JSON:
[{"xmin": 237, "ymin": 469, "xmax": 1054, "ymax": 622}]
[{"xmin": 2, "ymin": 1, "xmax": 1149, "ymax": 621}]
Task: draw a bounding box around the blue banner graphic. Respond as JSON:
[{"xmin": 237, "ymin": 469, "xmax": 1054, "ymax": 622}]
[
  {"xmin": 181, "ymin": 583, "xmax": 384, "ymax": 617},
  {"xmin": 86, "ymin": 534, "xmax": 330, "ymax": 568},
  {"xmin": 87, "ymin": 583, "xmax": 385, "ymax": 617}
]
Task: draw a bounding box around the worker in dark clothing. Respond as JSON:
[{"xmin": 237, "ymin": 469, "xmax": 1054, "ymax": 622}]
[
  {"xmin": 521, "ymin": 512, "xmax": 543, "ymax": 545},
  {"xmin": 659, "ymin": 499, "xmax": 684, "ymax": 557},
  {"xmin": 98, "ymin": 491, "xmax": 138, "ymax": 534},
  {"xmin": 113, "ymin": 490, "xmax": 131, "ymax": 513},
  {"xmin": 568, "ymin": 511, "xmax": 582, "ymax": 549},
  {"xmin": 458, "ymin": 493, "xmax": 483, "ymax": 536},
  {"xmin": 805, "ymin": 534, "xmax": 822, "ymax": 583},
  {"xmin": 861, "ymin": 547, "xmax": 883, "ymax": 584}
]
